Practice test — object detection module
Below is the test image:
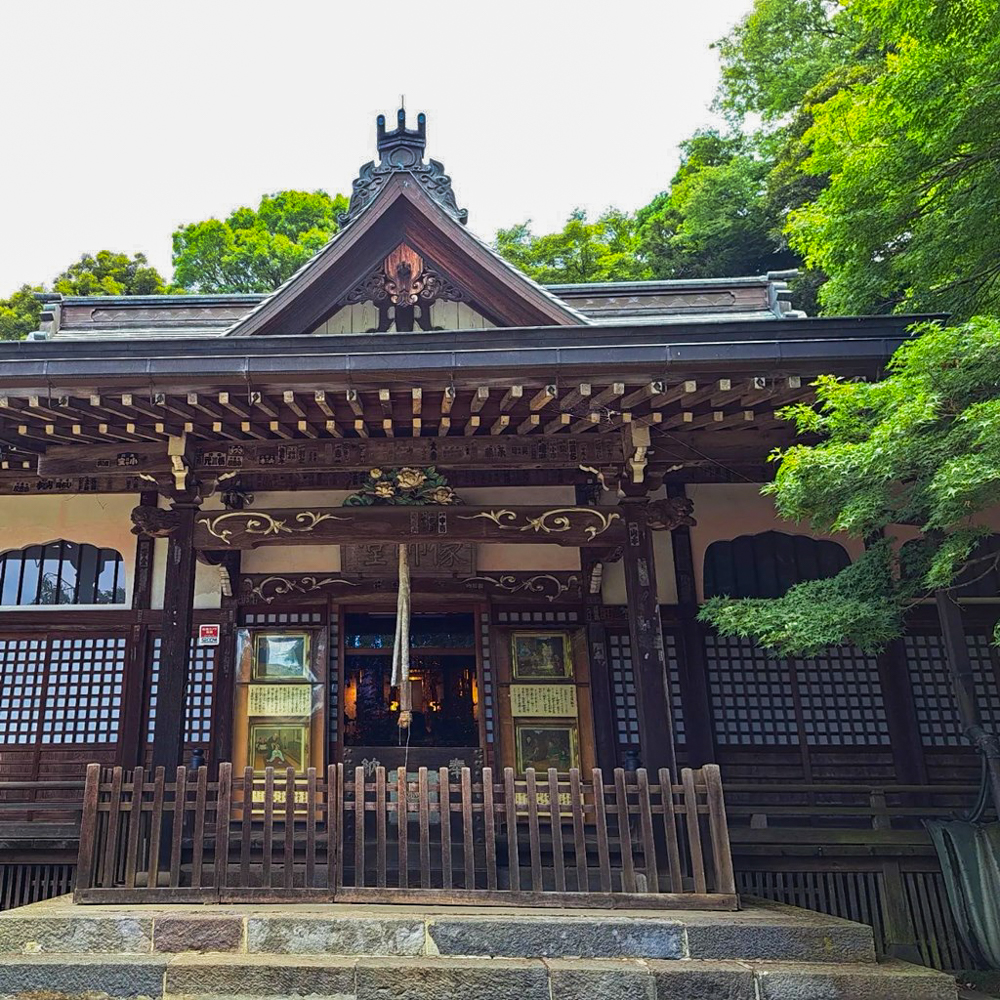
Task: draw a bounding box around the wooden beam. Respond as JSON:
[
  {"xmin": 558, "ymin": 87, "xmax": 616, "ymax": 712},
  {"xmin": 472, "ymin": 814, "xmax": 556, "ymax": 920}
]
[
  {"xmin": 464, "ymin": 415, "xmax": 481, "ymax": 436},
  {"xmin": 218, "ymin": 392, "xmax": 252, "ymax": 420},
  {"xmin": 324, "ymin": 419, "xmax": 342, "ymax": 438},
  {"xmin": 589, "ymin": 382, "xmax": 625, "ymax": 411},
  {"xmin": 354, "ymin": 418, "xmax": 369, "ymax": 438},
  {"xmin": 411, "ymin": 387, "xmax": 422, "ymax": 417},
  {"xmin": 437, "ymin": 416, "xmax": 451, "ymax": 437},
  {"xmin": 195, "ymin": 504, "xmax": 628, "ymax": 549},
  {"xmin": 470, "ymin": 387, "xmax": 490, "ymax": 414},
  {"xmin": 440, "ymin": 386, "xmax": 456, "ymax": 416},
  {"xmin": 314, "ymin": 391, "xmax": 334, "ymax": 418},
  {"xmin": 346, "ymin": 389, "xmax": 364, "ymax": 417},
  {"xmin": 543, "ymin": 412, "xmax": 571, "ymax": 434},
  {"xmin": 378, "ymin": 389, "xmax": 393, "ymax": 418},
  {"xmin": 620, "ymin": 381, "xmax": 664, "ymax": 410},
  {"xmin": 529, "ymin": 384, "xmax": 557, "ymax": 411},
  {"xmin": 499, "ymin": 386, "xmax": 523, "ymax": 412},
  {"xmin": 560, "ymin": 384, "xmax": 591, "ymax": 412},
  {"xmin": 283, "ymin": 391, "xmax": 306, "ymax": 419},
  {"xmin": 382, "ymin": 418, "xmax": 394, "ymax": 438},
  {"xmin": 490, "ymin": 414, "xmax": 510, "ymax": 435},
  {"xmin": 250, "ymin": 392, "xmax": 278, "ymax": 420}
]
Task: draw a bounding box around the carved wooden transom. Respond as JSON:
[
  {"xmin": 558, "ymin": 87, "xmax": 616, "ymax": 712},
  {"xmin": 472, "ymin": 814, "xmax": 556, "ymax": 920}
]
[{"xmin": 343, "ymin": 243, "xmax": 467, "ymax": 332}]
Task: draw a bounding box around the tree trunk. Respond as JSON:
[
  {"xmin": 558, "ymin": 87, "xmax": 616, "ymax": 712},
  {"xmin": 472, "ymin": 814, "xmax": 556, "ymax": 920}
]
[{"xmin": 935, "ymin": 589, "xmax": 1000, "ymax": 816}]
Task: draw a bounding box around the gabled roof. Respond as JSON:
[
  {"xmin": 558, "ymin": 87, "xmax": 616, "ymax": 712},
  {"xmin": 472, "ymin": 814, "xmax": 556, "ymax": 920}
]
[{"xmin": 226, "ymin": 172, "xmax": 588, "ymax": 337}]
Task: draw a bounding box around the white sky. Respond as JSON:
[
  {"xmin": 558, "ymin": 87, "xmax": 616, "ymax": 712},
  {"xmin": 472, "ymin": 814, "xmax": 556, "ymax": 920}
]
[{"xmin": 0, "ymin": 0, "xmax": 752, "ymax": 294}]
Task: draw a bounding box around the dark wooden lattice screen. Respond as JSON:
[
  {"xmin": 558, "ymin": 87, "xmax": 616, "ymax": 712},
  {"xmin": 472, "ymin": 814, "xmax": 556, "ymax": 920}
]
[
  {"xmin": 905, "ymin": 632, "xmax": 1000, "ymax": 747},
  {"xmin": 145, "ymin": 637, "xmax": 217, "ymax": 746},
  {"xmin": 705, "ymin": 634, "xmax": 889, "ymax": 747}
]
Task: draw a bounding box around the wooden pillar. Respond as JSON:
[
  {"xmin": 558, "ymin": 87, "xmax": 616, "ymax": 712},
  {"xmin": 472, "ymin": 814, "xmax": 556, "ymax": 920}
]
[
  {"xmin": 212, "ymin": 551, "xmax": 241, "ymax": 776},
  {"xmin": 936, "ymin": 590, "xmax": 1000, "ymax": 813},
  {"xmin": 667, "ymin": 484, "xmax": 716, "ymax": 768},
  {"xmin": 877, "ymin": 639, "xmax": 928, "ymax": 784},
  {"xmin": 117, "ymin": 491, "xmax": 158, "ymax": 767},
  {"xmin": 150, "ymin": 502, "xmax": 200, "ymax": 772},
  {"xmin": 583, "ymin": 556, "xmax": 619, "ymax": 771},
  {"xmin": 621, "ymin": 501, "xmax": 678, "ymax": 776}
]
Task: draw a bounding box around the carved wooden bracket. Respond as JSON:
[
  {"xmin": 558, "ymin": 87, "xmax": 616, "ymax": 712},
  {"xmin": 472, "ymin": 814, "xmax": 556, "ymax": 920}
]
[
  {"xmin": 644, "ymin": 496, "xmax": 696, "ymax": 531},
  {"xmin": 130, "ymin": 505, "xmax": 184, "ymax": 537}
]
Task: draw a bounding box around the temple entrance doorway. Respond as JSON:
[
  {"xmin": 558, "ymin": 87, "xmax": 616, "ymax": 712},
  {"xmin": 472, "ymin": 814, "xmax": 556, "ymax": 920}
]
[{"xmin": 340, "ymin": 609, "xmax": 483, "ymax": 774}]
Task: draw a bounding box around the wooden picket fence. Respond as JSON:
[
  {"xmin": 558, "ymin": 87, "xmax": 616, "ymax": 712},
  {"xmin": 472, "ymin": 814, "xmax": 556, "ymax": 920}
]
[{"xmin": 74, "ymin": 762, "xmax": 737, "ymax": 909}]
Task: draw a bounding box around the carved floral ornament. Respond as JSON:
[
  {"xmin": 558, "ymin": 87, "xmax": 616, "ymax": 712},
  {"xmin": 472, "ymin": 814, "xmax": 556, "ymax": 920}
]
[
  {"xmin": 199, "ymin": 510, "xmax": 348, "ymax": 546},
  {"xmin": 457, "ymin": 507, "xmax": 621, "ymax": 541},
  {"xmin": 343, "ymin": 467, "xmax": 460, "ymax": 507}
]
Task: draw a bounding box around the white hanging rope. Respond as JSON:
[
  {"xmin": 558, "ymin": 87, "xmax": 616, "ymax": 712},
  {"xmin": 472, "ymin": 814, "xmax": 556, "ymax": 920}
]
[{"xmin": 392, "ymin": 542, "xmax": 413, "ymax": 729}]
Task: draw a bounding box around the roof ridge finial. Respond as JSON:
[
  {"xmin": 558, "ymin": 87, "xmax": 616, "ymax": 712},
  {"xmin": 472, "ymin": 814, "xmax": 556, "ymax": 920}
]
[{"xmin": 376, "ymin": 106, "xmax": 426, "ymax": 169}]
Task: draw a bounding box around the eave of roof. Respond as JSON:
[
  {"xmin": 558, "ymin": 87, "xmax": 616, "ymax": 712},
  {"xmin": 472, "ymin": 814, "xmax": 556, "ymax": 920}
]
[{"xmin": 0, "ymin": 315, "xmax": 935, "ymax": 387}]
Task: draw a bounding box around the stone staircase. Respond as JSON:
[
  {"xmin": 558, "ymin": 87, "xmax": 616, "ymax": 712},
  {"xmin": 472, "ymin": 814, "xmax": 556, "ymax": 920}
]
[{"xmin": 0, "ymin": 896, "xmax": 957, "ymax": 999}]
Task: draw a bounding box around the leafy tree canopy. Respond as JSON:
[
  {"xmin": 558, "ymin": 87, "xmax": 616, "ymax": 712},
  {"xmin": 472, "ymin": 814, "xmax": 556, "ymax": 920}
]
[
  {"xmin": 493, "ymin": 209, "xmax": 647, "ymax": 284},
  {"xmin": 0, "ymin": 285, "xmax": 43, "ymax": 342},
  {"xmin": 787, "ymin": 0, "xmax": 1000, "ymax": 317},
  {"xmin": 636, "ymin": 130, "xmax": 798, "ymax": 282},
  {"xmin": 172, "ymin": 190, "xmax": 349, "ymax": 293},
  {"xmin": 53, "ymin": 250, "xmax": 171, "ymax": 297},
  {"xmin": 699, "ymin": 317, "xmax": 1000, "ymax": 655}
]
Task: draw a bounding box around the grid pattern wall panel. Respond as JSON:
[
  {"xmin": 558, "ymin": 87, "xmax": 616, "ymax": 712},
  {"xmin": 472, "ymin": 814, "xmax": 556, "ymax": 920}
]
[
  {"xmin": 906, "ymin": 632, "xmax": 1000, "ymax": 746},
  {"xmin": 243, "ymin": 610, "xmax": 325, "ymax": 626},
  {"xmin": 609, "ymin": 632, "xmax": 639, "ymax": 746},
  {"xmin": 329, "ymin": 609, "xmax": 340, "ymax": 745},
  {"xmin": 41, "ymin": 637, "xmax": 126, "ymax": 744},
  {"xmin": 795, "ymin": 648, "xmax": 891, "ymax": 745},
  {"xmin": 707, "ymin": 635, "xmax": 799, "ymax": 745},
  {"xmin": 145, "ymin": 638, "xmax": 217, "ymax": 744},
  {"xmin": 664, "ymin": 631, "xmax": 686, "ymax": 745},
  {"xmin": 0, "ymin": 639, "xmax": 45, "ymax": 744},
  {"xmin": 480, "ymin": 612, "xmax": 495, "ymax": 743},
  {"xmin": 493, "ymin": 609, "xmax": 580, "ymax": 625}
]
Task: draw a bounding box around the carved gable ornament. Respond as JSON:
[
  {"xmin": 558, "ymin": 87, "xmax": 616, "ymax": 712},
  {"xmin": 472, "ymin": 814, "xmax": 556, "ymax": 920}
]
[{"xmin": 342, "ymin": 467, "xmax": 461, "ymax": 507}]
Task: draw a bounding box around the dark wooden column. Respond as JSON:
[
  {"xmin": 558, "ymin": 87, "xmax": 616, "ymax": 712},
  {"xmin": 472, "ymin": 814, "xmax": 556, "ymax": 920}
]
[
  {"xmin": 667, "ymin": 484, "xmax": 716, "ymax": 767},
  {"xmin": 621, "ymin": 501, "xmax": 678, "ymax": 776},
  {"xmin": 117, "ymin": 491, "xmax": 159, "ymax": 767},
  {"xmin": 583, "ymin": 556, "xmax": 620, "ymax": 771},
  {"xmin": 212, "ymin": 550, "xmax": 241, "ymax": 776},
  {"xmin": 877, "ymin": 639, "xmax": 928, "ymax": 784},
  {"xmin": 150, "ymin": 501, "xmax": 200, "ymax": 772}
]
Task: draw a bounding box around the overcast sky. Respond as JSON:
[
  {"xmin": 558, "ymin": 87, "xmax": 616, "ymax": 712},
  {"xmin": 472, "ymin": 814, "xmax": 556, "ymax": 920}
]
[{"xmin": 0, "ymin": 0, "xmax": 752, "ymax": 293}]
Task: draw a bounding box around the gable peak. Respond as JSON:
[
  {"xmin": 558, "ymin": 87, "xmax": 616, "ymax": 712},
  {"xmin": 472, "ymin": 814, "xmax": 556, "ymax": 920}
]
[{"xmin": 339, "ymin": 108, "xmax": 468, "ymax": 230}]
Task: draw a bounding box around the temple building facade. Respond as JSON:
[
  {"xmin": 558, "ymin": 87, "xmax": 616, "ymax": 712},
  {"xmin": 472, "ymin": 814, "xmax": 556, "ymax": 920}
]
[{"xmin": 0, "ymin": 110, "xmax": 997, "ymax": 967}]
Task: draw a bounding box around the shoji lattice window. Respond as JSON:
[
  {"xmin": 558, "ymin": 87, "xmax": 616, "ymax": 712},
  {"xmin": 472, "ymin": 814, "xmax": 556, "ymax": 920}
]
[
  {"xmin": 608, "ymin": 631, "xmax": 685, "ymax": 748},
  {"xmin": 795, "ymin": 648, "xmax": 890, "ymax": 746},
  {"xmin": 40, "ymin": 637, "xmax": 126, "ymax": 744},
  {"xmin": 0, "ymin": 639, "xmax": 45, "ymax": 744},
  {"xmin": 609, "ymin": 632, "xmax": 640, "ymax": 746},
  {"xmin": 329, "ymin": 609, "xmax": 341, "ymax": 746},
  {"xmin": 707, "ymin": 635, "xmax": 799, "ymax": 745},
  {"xmin": 480, "ymin": 612, "xmax": 495, "ymax": 743},
  {"xmin": 145, "ymin": 638, "xmax": 217, "ymax": 744},
  {"xmin": 0, "ymin": 542, "xmax": 125, "ymax": 606},
  {"xmin": 0, "ymin": 634, "xmax": 126, "ymax": 746},
  {"xmin": 243, "ymin": 610, "xmax": 324, "ymax": 626},
  {"xmin": 493, "ymin": 609, "xmax": 580, "ymax": 625},
  {"xmin": 906, "ymin": 633, "xmax": 1000, "ymax": 746},
  {"xmin": 707, "ymin": 634, "xmax": 890, "ymax": 746}
]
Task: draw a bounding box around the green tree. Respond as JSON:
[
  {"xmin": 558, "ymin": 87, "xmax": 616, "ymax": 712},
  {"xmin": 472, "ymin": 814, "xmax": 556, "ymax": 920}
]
[
  {"xmin": 53, "ymin": 251, "xmax": 170, "ymax": 296},
  {"xmin": 493, "ymin": 208, "xmax": 647, "ymax": 284},
  {"xmin": 699, "ymin": 317, "xmax": 1000, "ymax": 655},
  {"xmin": 699, "ymin": 316, "xmax": 1000, "ymax": 805},
  {"xmin": 0, "ymin": 285, "xmax": 43, "ymax": 341},
  {"xmin": 787, "ymin": 0, "xmax": 1000, "ymax": 317},
  {"xmin": 635, "ymin": 131, "xmax": 798, "ymax": 282},
  {"xmin": 172, "ymin": 190, "xmax": 349, "ymax": 293}
]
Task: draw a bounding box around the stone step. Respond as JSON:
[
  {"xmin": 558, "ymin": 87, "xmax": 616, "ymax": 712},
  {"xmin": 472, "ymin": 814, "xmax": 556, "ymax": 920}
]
[
  {"xmin": 0, "ymin": 897, "xmax": 878, "ymax": 963},
  {"xmin": 0, "ymin": 953, "xmax": 959, "ymax": 1000}
]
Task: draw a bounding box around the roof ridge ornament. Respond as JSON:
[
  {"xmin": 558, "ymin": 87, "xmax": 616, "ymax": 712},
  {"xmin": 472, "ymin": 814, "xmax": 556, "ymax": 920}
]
[{"xmin": 339, "ymin": 108, "xmax": 468, "ymax": 229}]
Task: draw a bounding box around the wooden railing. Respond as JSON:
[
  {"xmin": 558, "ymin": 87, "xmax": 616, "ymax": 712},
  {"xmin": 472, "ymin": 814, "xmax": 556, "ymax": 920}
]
[
  {"xmin": 74, "ymin": 762, "xmax": 737, "ymax": 908},
  {"xmin": 0, "ymin": 780, "xmax": 87, "ymax": 842}
]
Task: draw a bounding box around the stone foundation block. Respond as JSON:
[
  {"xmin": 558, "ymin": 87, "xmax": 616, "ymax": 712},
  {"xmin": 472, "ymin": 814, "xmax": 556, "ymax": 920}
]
[
  {"xmin": 754, "ymin": 960, "xmax": 958, "ymax": 999},
  {"xmin": 165, "ymin": 954, "xmax": 357, "ymax": 998},
  {"xmin": 355, "ymin": 956, "xmax": 549, "ymax": 1000},
  {"xmin": 0, "ymin": 954, "xmax": 166, "ymax": 999},
  {"xmin": 153, "ymin": 915, "xmax": 244, "ymax": 953},
  {"xmin": 246, "ymin": 915, "xmax": 425, "ymax": 955},
  {"xmin": 546, "ymin": 958, "xmax": 655, "ymax": 999},
  {"xmin": 427, "ymin": 916, "xmax": 684, "ymax": 958},
  {"xmin": 0, "ymin": 914, "xmax": 153, "ymax": 954},
  {"xmin": 648, "ymin": 959, "xmax": 756, "ymax": 999}
]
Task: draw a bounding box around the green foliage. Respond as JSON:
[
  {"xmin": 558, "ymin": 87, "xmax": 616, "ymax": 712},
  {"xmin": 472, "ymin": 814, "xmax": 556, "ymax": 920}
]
[
  {"xmin": 786, "ymin": 0, "xmax": 1000, "ymax": 317},
  {"xmin": 699, "ymin": 317, "xmax": 1000, "ymax": 653},
  {"xmin": 0, "ymin": 285, "xmax": 43, "ymax": 341},
  {"xmin": 714, "ymin": 0, "xmax": 859, "ymax": 122},
  {"xmin": 636, "ymin": 130, "xmax": 797, "ymax": 280},
  {"xmin": 172, "ymin": 190, "xmax": 349, "ymax": 293},
  {"xmin": 493, "ymin": 209, "xmax": 647, "ymax": 284},
  {"xmin": 53, "ymin": 251, "xmax": 171, "ymax": 297}
]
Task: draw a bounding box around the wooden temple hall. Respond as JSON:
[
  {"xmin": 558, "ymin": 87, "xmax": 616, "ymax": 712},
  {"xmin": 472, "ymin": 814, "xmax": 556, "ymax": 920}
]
[{"xmin": 0, "ymin": 110, "xmax": 997, "ymax": 956}]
